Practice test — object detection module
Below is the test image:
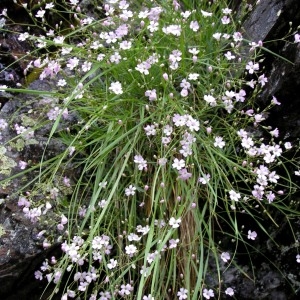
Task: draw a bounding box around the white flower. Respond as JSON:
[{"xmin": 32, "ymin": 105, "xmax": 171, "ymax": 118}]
[
  {"xmin": 246, "ymin": 61, "xmax": 259, "ymax": 74},
  {"xmin": 241, "ymin": 137, "xmax": 254, "ymax": 149},
  {"xmin": 36, "ymin": 10, "xmax": 46, "ymax": 18},
  {"xmin": 201, "ymin": 10, "xmax": 212, "ymax": 17},
  {"xmin": 225, "ymin": 287, "xmax": 234, "ymax": 296},
  {"xmin": 0, "ymin": 118, "xmax": 8, "ymax": 130},
  {"xmin": 144, "ymin": 124, "xmax": 156, "ymax": 136},
  {"xmin": 222, "ymin": 8, "xmax": 232, "ymax": 15},
  {"xmin": 180, "ymin": 9, "xmax": 191, "ymax": 17},
  {"xmin": 221, "ymin": 252, "xmax": 230, "ymax": 262},
  {"xmin": 203, "ymin": 288, "xmax": 214, "ymax": 299},
  {"xmin": 271, "ymin": 96, "xmax": 281, "ymax": 105},
  {"xmin": 186, "ymin": 116, "xmax": 200, "ymax": 131},
  {"xmin": 190, "ymin": 20, "xmax": 199, "ymax": 32},
  {"xmin": 188, "ymin": 48, "xmax": 199, "ymax": 55},
  {"xmin": 284, "ymin": 142, "xmax": 292, "ymax": 149},
  {"xmin": 169, "ymin": 217, "xmax": 181, "ymax": 228},
  {"xmin": 229, "ymin": 190, "xmax": 241, "ymax": 202},
  {"xmin": 107, "ymin": 259, "xmax": 118, "ymax": 269},
  {"xmin": 143, "ymin": 294, "xmax": 154, "ymax": 300},
  {"xmin": 137, "ymin": 225, "xmax": 150, "ymax": 235},
  {"xmin": 45, "ymin": 2, "xmax": 55, "ymax": 9},
  {"xmin": 109, "ymin": 81, "xmax": 123, "ymax": 95},
  {"xmin": 70, "ymin": 0, "xmax": 79, "ymax": 5},
  {"xmin": 296, "ymin": 254, "xmax": 300, "ymax": 263},
  {"xmin": 19, "ymin": 160, "xmax": 28, "ymax": 170},
  {"xmin": 125, "ymin": 185, "xmax": 136, "ymax": 196},
  {"xmin": 162, "ymin": 25, "xmax": 181, "ymax": 36},
  {"xmin": 172, "ymin": 158, "xmax": 185, "ymax": 170},
  {"xmin": 213, "ymin": 32, "xmax": 222, "ymax": 40},
  {"xmin": 163, "ymin": 125, "xmax": 173, "ymax": 136},
  {"xmin": 67, "ymin": 57, "xmax": 79, "ymax": 70},
  {"xmin": 214, "ymin": 136, "xmax": 225, "ymax": 148},
  {"xmin": 177, "ymin": 288, "xmax": 188, "ymax": 299},
  {"xmin": 127, "ymin": 233, "xmax": 141, "ymax": 241},
  {"xmin": 57, "ymin": 79, "xmax": 67, "ymax": 87},
  {"xmin": 198, "ymin": 174, "xmax": 211, "ymax": 184},
  {"xmin": 82, "ymin": 61, "xmax": 92, "ymax": 72},
  {"xmin": 0, "ymin": 17, "xmax": 6, "ymax": 28},
  {"xmin": 18, "ymin": 32, "xmax": 30, "ymax": 41},
  {"xmin": 125, "ymin": 244, "xmax": 137, "ymax": 256},
  {"xmin": 134, "ymin": 155, "xmax": 147, "ymax": 170},
  {"xmin": 204, "ymin": 94, "xmax": 217, "ymax": 106},
  {"xmin": 188, "ymin": 73, "xmax": 199, "ymax": 80},
  {"xmin": 224, "ymin": 51, "xmax": 235, "ymax": 60}
]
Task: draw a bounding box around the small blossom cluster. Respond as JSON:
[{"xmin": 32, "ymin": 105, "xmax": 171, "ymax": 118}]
[
  {"xmin": 14, "ymin": 124, "xmax": 34, "ymax": 139},
  {"xmin": 142, "ymin": 113, "xmax": 199, "ymax": 181},
  {"xmin": 135, "ymin": 53, "xmax": 159, "ymax": 75},
  {"xmin": 18, "ymin": 196, "xmax": 52, "ymax": 223}
]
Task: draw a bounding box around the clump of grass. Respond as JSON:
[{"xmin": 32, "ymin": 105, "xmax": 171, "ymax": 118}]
[{"xmin": 1, "ymin": 0, "xmax": 300, "ymax": 299}]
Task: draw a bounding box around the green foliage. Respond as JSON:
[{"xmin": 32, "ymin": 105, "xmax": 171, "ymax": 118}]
[{"xmin": 1, "ymin": 0, "xmax": 300, "ymax": 299}]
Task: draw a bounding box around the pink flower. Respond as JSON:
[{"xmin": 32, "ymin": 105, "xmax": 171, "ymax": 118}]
[
  {"xmin": 177, "ymin": 288, "xmax": 188, "ymax": 299},
  {"xmin": 271, "ymin": 96, "xmax": 281, "ymax": 105},
  {"xmin": 178, "ymin": 168, "xmax": 192, "ymax": 180},
  {"xmin": 18, "ymin": 160, "xmax": 28, "ymax": 170},
  {"xmin": 247, "ymin": 230, "xmax": 257, "ymax": 240},
  {"xmin": 221, "ymin": 16, "xmax": 230, "ymax": 24},
  {"xmin": 67, "ymin": 57, "xmax": 79, "ymax": 70},
  {"xmin": 145, "ymin": 89, "xmax": 157, "ymax": 101},
  {"xmin": 214, "ymin": 136, "xmax": 225, "ymax": 148},
  {"xmin": 190, "ymin": 20, "xmax": 199, "ymax": 32},
  {"xmin": 169, "ymin": 238, "xmax": 180, "ymax": 249},
  {"xmin": 258, "ymin": 74, "xmax": 268, "ymax": 86},
  {"xmin": 203, "ymin": 288, "xmax": 214, "ymax": 299},
  {"xmin": 225, "ymin": 287, "xmax": 234, "ymax": 296},
  {"xmin": 246, "ymin": 61, "xmax": 259, "ymax": 74},
  {"xmin": 221, "ymin": 252, "xmax": 230, "ymax": 262}
]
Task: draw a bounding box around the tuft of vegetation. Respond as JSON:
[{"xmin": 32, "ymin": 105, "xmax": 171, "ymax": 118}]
[{"xmin": 0, "ymin": 0, "xmax": 300, "ymax": 299}]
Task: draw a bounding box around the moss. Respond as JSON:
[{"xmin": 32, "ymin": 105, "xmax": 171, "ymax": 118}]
[
  {"xmin": 0, "ymin": 224, "xmax": 5, "ymax": 237},
  {"xmin": 21, "ymin": 114, "xmax": 38, "ymax": 127},
  {"xmin": 9, "ymin": 138, "xmax": 25, "ymax": 151},
  {"xmin": 0, "ymin": 146, "xmax": 17, "ymax": 175}
]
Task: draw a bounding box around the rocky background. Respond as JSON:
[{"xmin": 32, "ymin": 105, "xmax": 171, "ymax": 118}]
[{"xmin": 0, "ymin": 0, "xmax": 300, "ymax": 299}]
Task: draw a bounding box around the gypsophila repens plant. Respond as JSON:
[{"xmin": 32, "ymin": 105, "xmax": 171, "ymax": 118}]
[{"xmin": 1, "ymin": 0, "xmax": 300, "ymax": 299}]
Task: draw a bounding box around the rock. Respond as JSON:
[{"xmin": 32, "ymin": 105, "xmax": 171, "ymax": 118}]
[
  {"xmin": 0, "ymin": 78, "xmax": 77, "ymax": 299},
  {"xmin": 243, "ymin": 0, "xmax": 300, "ymax": 140}
]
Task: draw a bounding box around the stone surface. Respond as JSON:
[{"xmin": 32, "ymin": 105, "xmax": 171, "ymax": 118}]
[{"xmin": 0, "ymin": 78, "xmax": 77, "ymax": 299}]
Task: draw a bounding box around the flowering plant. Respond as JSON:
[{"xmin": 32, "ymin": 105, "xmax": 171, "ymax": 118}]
[{"xmin": 1, "ymin": 0, "xmax": 300, "ymax": 299}]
